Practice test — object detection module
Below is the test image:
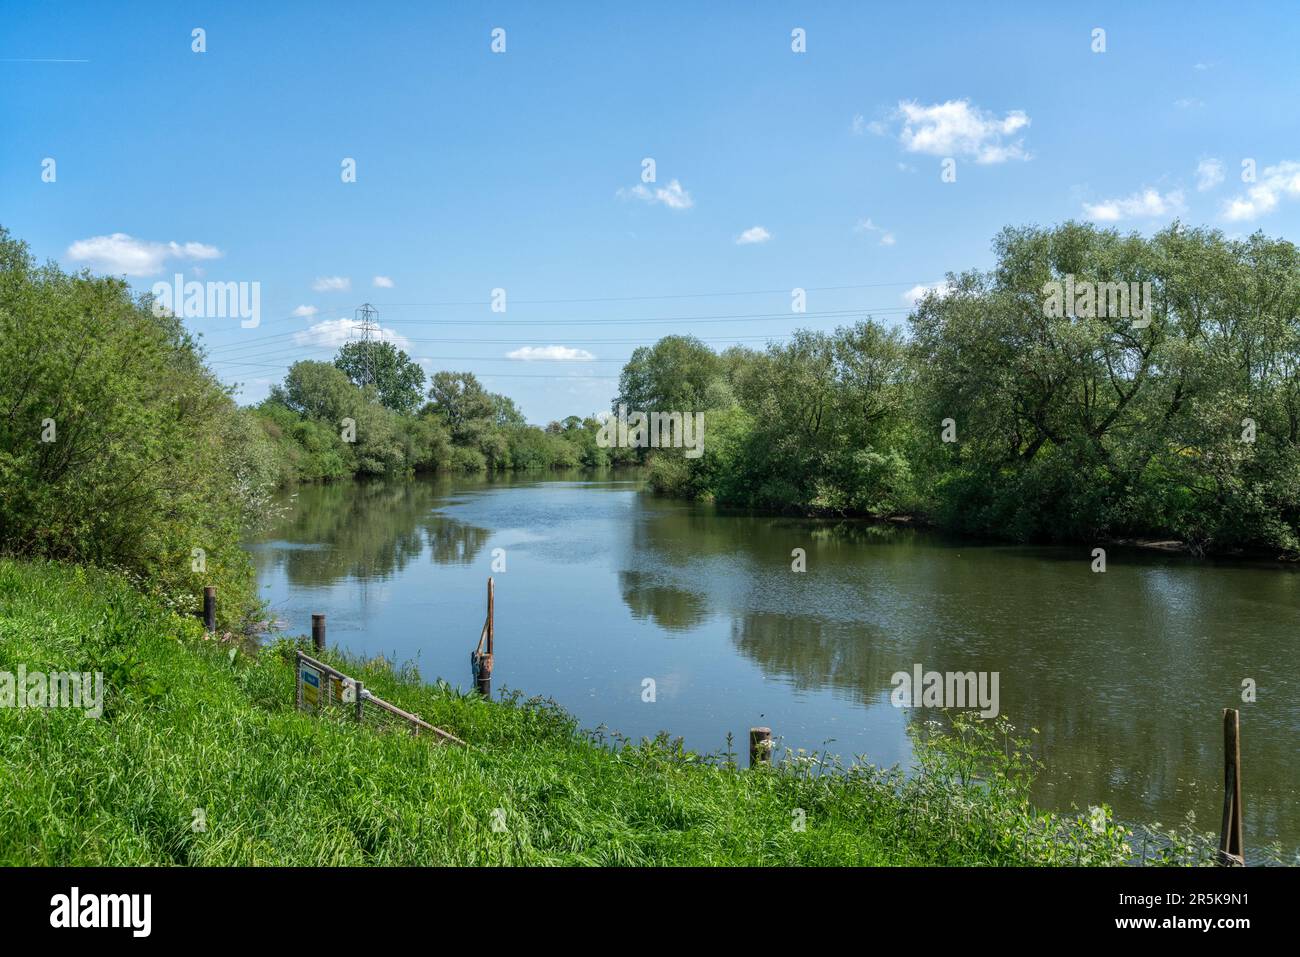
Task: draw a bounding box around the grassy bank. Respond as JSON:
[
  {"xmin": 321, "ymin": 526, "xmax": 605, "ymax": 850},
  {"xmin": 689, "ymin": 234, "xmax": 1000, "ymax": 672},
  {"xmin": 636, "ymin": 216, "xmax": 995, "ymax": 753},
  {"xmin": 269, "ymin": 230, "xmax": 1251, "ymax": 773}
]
[{"xmin": 0, "ymin": 558, "xmax": 1166, "ymax": 866}]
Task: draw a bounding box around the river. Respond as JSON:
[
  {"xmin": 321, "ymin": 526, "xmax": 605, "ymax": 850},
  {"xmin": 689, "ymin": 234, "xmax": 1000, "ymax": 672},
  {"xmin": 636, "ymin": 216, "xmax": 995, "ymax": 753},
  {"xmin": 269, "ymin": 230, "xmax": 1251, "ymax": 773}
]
[{"xmin": 246, "ymin": 470, "xmax": 1300, "ymax": 856}]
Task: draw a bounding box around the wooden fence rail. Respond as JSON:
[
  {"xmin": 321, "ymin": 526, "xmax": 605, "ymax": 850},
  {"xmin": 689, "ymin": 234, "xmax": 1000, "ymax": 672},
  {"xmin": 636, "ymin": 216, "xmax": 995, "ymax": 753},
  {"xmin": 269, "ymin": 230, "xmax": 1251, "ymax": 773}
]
[{"xmin": 294, "ymin": 648, "xmax": 466, "ymax": 747}]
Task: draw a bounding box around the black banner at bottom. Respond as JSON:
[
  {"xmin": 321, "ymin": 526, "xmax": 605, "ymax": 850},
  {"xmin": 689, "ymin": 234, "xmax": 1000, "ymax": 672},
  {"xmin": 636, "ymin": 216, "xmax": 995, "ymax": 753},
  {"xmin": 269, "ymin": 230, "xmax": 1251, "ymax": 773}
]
[{"xmin": 0, "ymin": 864, "xmax": 1287, "ymax": 942}]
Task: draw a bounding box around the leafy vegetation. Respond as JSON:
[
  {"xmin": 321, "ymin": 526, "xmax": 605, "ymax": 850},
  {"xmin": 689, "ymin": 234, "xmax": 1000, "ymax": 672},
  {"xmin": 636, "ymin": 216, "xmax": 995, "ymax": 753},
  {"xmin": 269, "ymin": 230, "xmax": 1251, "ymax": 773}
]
[
  {"xmin": 0, "ymin": 227, "xmax": 276, "ymax": 628},
  {"xmin": 636, "ymin": 223, "xmax": 1300, "ymax": 556},
  {"xmin": 258, "ymin": 363, "xmax": 621, "ymax": 483}
]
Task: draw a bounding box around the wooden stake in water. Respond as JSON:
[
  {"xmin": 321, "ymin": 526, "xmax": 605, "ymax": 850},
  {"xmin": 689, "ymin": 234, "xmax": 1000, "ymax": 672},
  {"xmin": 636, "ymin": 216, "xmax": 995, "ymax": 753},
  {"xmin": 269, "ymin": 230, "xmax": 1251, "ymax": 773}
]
[
  {"xmin": 472, "ymin": 578, "xmax": 495, "ymax": 699},
  {"xmin": 749, "ymin": 727, "xmax": 772, "ymax": 767},
  {"xmin": 312, "ymin": 613, "xmax": 326, "ymax": 652},
  {"xmin": 203, "ymin": 586, "xmax": 216, "ymax": 633},
  {"xmin": 1218, "ymin": 708, "xmax": 1244, "ymax": 866}
]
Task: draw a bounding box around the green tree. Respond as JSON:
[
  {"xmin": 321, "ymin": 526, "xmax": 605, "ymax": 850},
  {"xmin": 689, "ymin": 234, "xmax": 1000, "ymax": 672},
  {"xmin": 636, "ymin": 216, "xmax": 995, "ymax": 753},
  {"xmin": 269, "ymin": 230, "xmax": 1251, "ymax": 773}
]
[
  {"xmin": 0, "ymin": 227, "xmax": 274, "ymax": 624},
  {"xmin": 616, "ymin": 335, "xmax": 722, "ymax": 413},
  {"xmin": 333, "ymin": 340, "xmax": 426, "ymax": 414},
  {"xmin": 426, "ymin": 371, "xmax": 495, "ymax": 441}
]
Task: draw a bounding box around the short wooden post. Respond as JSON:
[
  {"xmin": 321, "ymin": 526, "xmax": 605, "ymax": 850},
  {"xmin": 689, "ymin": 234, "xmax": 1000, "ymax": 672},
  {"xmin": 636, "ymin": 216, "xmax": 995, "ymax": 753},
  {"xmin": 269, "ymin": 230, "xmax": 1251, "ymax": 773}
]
[
  {"xmin": 354, "ymin": 680, "xmax": 365, "ymax": 723},
  {"xmin": 1218, "ymin": 708, "xmax": 1244, "ymax": 866},
  {"xmin": 311, "ymin": 613, "xmax": 326, "ymax": 652},
  {"xmin": 749, "ymin": 727, "xmax": 772, "ymax": 767},
  {"xmin": 203, "ymin": 586, "xmax": 216, "ymax": 632}
]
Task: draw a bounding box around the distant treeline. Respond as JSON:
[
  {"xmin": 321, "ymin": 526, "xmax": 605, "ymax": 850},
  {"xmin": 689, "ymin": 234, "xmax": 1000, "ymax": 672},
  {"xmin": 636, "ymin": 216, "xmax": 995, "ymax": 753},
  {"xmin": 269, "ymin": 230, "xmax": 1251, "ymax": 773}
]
[
  {"xmin": 0, "ymin": 226, "xmax": 629, "ymax": 624},
  {"xmin": 622, "ymin": 223, "xmax": 1300, "ymax": 557},
  {"xmin": 253, "ymin": 351, "xmax": 637, "ymax": 483}
]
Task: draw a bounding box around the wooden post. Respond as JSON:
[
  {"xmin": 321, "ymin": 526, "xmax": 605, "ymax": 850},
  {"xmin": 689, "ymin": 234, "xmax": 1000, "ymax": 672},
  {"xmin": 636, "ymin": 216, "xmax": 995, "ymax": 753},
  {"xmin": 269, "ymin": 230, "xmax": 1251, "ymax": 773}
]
[
  {"xmin": 487, "ymin": 577, "xmax": 495, "ymax": 657},
  {"xmin": 749, "ymin": 727, "xmax": 772, "ymax": 768},
  {"xmin": 311, "ymin": 614, "xmax": 326, "ymax": 652},
  {"xmin": 1218, "ymin": 708, "xmax": 1244, "ymax": 866},
  {"xmin": 472, "ymin": 578, "xmax": 495, "ymax": 699},
  {"xmin": 354, "ymin": 681, "xmax": 365, "ymax": 723},
  {"xmin": 203, "ymin": 586, "xmax": 216, "ymax": 632}
]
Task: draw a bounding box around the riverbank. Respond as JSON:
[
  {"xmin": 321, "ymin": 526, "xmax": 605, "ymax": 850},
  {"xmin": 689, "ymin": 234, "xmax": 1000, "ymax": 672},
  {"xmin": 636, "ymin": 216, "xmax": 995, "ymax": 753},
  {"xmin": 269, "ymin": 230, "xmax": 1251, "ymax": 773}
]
[{"xmin": 2, "ymin": 557, "xmax": 1153, "ymax": 866}]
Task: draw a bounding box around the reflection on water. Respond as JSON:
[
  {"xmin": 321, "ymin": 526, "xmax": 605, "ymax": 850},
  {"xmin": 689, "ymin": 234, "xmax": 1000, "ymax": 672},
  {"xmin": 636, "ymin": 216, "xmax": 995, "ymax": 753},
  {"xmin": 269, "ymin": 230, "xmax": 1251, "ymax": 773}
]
[{"xmin": 247, "ymin": 471, "xmax": 1300, "ymax": 855}]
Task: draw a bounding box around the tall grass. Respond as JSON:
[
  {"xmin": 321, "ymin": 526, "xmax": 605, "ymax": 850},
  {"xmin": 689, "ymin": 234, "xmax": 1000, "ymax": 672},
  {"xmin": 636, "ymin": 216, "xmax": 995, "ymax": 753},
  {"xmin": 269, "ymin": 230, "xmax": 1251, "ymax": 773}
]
[{"xmin": 0, "ymin": 558, "xmax": 1193, "ymax": 866}]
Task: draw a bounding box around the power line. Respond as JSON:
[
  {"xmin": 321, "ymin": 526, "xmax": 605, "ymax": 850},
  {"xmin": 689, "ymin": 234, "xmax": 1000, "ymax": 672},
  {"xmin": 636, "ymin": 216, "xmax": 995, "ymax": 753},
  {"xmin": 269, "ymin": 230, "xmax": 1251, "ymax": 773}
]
[
  {"xmin": 205, "ymin": 332, "xmax": 805, "ymax": 368},
  {"xmin": 375, "ymin": 307, "xmax": 911, "ymax": 327},
  {"xmin": 197, "ymin": 275, "xmax": 929, "ymax": 340},
  {"xmin": 368, "ymin": 279, "xmax": 926, "ymax": 307},
  {"xmin": 200, "ymin": 304, "xmax": 912, "ymax": 357}
]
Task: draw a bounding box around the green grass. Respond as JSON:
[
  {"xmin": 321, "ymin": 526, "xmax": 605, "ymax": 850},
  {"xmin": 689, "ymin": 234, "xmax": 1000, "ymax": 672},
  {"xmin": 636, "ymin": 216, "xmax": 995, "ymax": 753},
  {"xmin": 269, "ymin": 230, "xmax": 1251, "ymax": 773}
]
[{"xmin": 0, "ymin": 558, "xmax": 1151, "ymax": 866}]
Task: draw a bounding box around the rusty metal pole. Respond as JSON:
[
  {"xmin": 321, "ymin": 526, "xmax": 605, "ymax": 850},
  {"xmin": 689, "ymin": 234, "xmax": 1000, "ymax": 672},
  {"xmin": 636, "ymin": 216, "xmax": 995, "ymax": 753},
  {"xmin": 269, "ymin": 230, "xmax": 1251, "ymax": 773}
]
[
  {"xmin": 311, "ymin": 613, "xmax": 326, "ymax": 653},
  {"xmin": 203, "ymin": 586, "xmax": 216, "ymax": 632},
  {"xmin": 1218, "ymin": 708, "xmax": 1244, "ymax": 866},
  {"xmin": 749, "ymin": 727, "xmax": 772, "ymax": 768}
]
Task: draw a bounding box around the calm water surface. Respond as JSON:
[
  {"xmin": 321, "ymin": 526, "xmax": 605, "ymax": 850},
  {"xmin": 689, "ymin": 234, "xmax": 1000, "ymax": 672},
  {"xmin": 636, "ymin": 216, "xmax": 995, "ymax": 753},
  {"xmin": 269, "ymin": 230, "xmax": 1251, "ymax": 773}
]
[{"xmin": 247, "ymin": 472, "xmax": 1300, "ymax": 855}]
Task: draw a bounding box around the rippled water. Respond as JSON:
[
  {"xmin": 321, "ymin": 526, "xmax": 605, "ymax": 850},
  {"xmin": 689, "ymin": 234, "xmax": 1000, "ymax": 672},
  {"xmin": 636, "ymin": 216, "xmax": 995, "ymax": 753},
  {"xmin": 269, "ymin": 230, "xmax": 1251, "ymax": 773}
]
[{"xmin": 246, "ymin": 471, "xmax": 1300, "ymax": 854}]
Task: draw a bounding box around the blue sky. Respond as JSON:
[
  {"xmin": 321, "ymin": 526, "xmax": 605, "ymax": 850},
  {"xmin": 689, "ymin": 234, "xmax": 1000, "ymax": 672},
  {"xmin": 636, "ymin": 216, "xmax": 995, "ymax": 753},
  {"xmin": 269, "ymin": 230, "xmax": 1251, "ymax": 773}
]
[{"xmin": 4, "ymin": 0, "xmax": 1299, "ymax": 422}]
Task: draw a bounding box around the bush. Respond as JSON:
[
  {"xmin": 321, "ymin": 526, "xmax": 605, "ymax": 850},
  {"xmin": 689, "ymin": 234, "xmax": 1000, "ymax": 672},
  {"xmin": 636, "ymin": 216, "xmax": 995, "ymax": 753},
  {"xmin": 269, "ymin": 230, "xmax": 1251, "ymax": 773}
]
[{"xmin": 0, "ymin": 229, "xmax": 272, "ymax": 625}]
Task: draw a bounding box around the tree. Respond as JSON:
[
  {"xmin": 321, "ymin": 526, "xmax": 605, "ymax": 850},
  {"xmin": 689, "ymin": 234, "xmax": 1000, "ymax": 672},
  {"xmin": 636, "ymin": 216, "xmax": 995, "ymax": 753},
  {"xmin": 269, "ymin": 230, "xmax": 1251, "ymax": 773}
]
[
  {"xmin": 333, "ymin": 340, "xmax": 426, "ymax": 414},
  {"xmin": 0, "ymin": 226, "xmax": 275, "ymax": 624},
  {"xmin": 426, "ymin": 371, "xmax": 495, "ymax": 441},
  {"xmin": 909, "ymin": 221, "xmax": 1300, "ymax": 550},
  {"xmin": 267, "ymin": 360, "xmax": 404, "ymax": 477},
  {"xmin": 271, "ymin": 361, "xmax": 357, "ymax": 422},
  {"xmin": 616, "ymin": 335, "xmax": 722, "ymax": 413}
]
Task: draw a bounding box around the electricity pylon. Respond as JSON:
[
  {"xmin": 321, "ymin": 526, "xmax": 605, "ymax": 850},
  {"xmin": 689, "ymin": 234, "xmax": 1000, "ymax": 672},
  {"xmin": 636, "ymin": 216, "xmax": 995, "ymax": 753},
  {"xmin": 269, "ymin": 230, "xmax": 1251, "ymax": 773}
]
[{"xmin": 353, "ymin": 302, "xmax": 380, "ymax": 392}]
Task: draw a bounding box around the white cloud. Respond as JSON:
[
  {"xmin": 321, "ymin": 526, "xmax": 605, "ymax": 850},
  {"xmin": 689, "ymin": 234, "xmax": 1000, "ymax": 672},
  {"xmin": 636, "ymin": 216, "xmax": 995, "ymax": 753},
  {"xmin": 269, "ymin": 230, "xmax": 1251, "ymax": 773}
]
[
  {"xmin": 1196, "ymin": 158, "xmax": 1225, "ymax": 192},
  {"xmin": 889, "ymin": 99, "xmax": 1031, "ymax": 164},
  {"xmin": 619, "ymin": 178, "xmax": 694, "ymax": 210},
  {"xmin": 292, "ymin": 305, "xmax": 318, "ymax": 318},
  {"xmin": 902, "ymin": 281, "xmax": 952, "ymax": 306},
  {"xmin": 1174, "ymin": 97, "xmax": 1205, "ymax": 110},
  {"xmin": 312, "ymin": 276, "xmax": 351, "ymax": 292},
  {"xmin": 1083, "ymin": 188, "xmax": 1186, "ymax": 222},
  {"xmin": 735, "ymin": 226, "xmax": 772, "ymax": 245},
  {"xmin": 855, "ymin": 218, "xmax": 895, "ymax": 246},
  {"xmin": 505, "ymin": 345, "xmax": 595, "ymax": 362},
  {"xmin": 372, "ymin": 275, "xmax": 394, "ymax": 288},
  {"xmin": 293, "ymin": 318, "xmax": 409, "ymax": 350},
  {"xmin": 66, "ymin": 233, "xmax": 222, "ymax": 277},
  {"xmin": 1221, "ymin": 161, "xmax": 1300, "ymax": 221}
]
